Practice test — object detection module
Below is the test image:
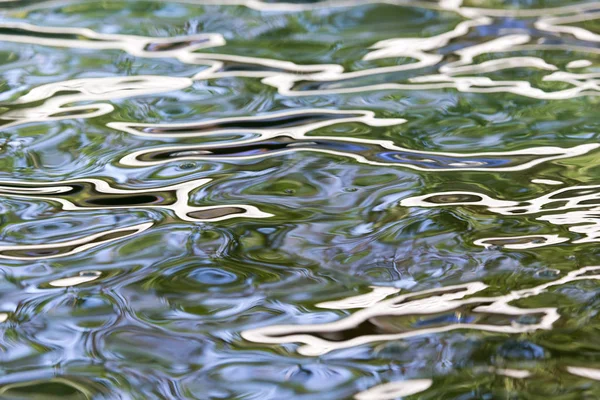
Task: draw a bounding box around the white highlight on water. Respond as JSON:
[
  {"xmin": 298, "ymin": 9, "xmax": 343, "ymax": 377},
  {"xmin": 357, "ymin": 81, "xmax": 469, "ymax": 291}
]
[{"xmin": 354, "ymin": 379, "xmax": 433, "ymax": 400}]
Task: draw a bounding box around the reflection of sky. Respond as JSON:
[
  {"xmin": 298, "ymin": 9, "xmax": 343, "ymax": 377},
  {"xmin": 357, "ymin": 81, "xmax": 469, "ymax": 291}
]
[
  {"xmin": 377, "ymin": 151, "xmax": 512, "ymax": 168},
  {"xmin": 476, "ymin": 17, "xmax": 533, "ymax": 36}
]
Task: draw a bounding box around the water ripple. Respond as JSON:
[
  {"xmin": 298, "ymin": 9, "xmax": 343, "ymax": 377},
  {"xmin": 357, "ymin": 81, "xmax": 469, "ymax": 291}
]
[
  {"xmin": 0, "ymin": 177, "xmax": 271, "ymax": 222},
  {"xmin": 0, "ymin": 222, "xmax": 152, "ymax": 260},
  {"xmin": 243, "ymin": 266, "xmax": 600, "ymax": 356},
  {"xmin": 1, "ymin": 0, "xmax": 600, "ymax": 398}
]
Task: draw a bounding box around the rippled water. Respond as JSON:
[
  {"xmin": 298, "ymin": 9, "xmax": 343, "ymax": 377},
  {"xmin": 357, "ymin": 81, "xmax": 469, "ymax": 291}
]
[{"xmin": 4, "ymin": 0, "xmax": 600, "ymax": 398}]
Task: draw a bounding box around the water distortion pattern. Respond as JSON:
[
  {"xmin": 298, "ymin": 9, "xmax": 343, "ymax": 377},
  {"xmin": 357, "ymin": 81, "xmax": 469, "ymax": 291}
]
[{"xmin": 2, "ymin": 0, "xmax": 600, "ymax": 399}]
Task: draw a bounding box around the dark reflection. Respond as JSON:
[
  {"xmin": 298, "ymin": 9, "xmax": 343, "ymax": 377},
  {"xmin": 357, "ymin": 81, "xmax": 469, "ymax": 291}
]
[
  {"xmin": 140, "ymin": 112, "xmax": 358, "ymax": 134},
  {"xmin": 0, "ymin": 181, "xmax": 175, "ymax": 207},
  {"xmin": 218, "ymin": 62, "xmax": 293, "ymax": 73},
  {"xmin": 0, "ymin": 27, "xmax": 107, "ymax": 42},
  {"xmin": 137, "ymin": 137, "xmax": 326, "ymax": 160},
  {"xmin": 85, "ymin": 194, "xmax": 163, "ymax": 206},
  {"xmin": 477, "ymin": 237, "xmax": 546, "ymax": 246},
  {"xmin": 302, "ymin": 319, "xmax": 387, "ymax": 342},
  {"xmin": 0, "ymin": 226, "xmax": 146, "ymax": 260},
  {"xmin": 550, "ymin": 188, "xmax": 600, "ymax": 200},
  {"xmin": 5, "ymin": 248, "xmax": 64, "ymax": 257},
  {"xmin": 426, "ymin": 194, "xmax": 484, "ymax": 204},
  {"xmin": 129, "ymin": 137, "xmax": 549, "ymax": 171},
  {"xmin": 143, "ymin": 38, "xmax": 210, "ymax": 52},
  {"xmin": 296, "ymin": 306, "xmax": 545, "ymax": 342},
  {"xmin": 187, "ymin": 206, "xmax": 246, "ymax": 220},
  {"xmin": 48, "ymin": 108, "xmax": 103, "ymax": 118}
]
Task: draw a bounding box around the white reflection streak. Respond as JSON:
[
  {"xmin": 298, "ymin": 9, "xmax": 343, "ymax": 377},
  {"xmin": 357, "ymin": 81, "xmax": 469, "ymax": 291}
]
[
  {"xmin": 112, "ymin": 109, "xmax": 598, "ymax": 172},
  {"xmin": 0, "ymin": 21, "xmax": 224, "ymax": 55},
  {"xmin": 0, "ymin": 22, "xmax": 341, "ymax": 83},
  {"xmin": 567, "ymin": 366, "xmax": 600, "ymax": 381},
  {"xmin": 0, "ymin": 20, "xmax": 456, "ymax": 88},
  {"xmin": 532, "ymin": 179, "xmax": 563, "ymax": 185},
  {"xmin": 1, "ymin": 76, "xmax": 193, "ymax": 128},
  {"xmin": 435, "ymin": 34, "xmax": 558, "ymax": 76},
  {"xmin": 243, "ymin": 266, "xmax": 600, "ymax": 355},
  {"xmin": 473, "ymin": 234, "xmax": 569, "ymax": 250},
  {"xmin": 401, "ymin": 184, "xmax": 600, "ymax": 245},
  {"xmin": 5, "ymin": 3, "xmax": 600, "ymax": 100},
  {"xmin": 1, "ymin": 0, "xmax": 461, "ymax": 13},
  {"xmin": 567, "ymin": 60, "xmax": 593, "ymax": 69},
  {"xmin": 264, "ymin": 17, "xmax": 496, "ymax": 95},
  {"xmin": 462, "ymin": 2, "xmax": 600, "ymax": 18},
  {"xmin": 49, "ymin": 270, "xmax": 101, "ymax": 287},
  {"xmin": 317, "ymin": 286, "xmax": 401, "ymax": 310},
  {"xmin": 0, "ymin": 222, "xmax": 153, "ymax": 260},
  {"xmin": 0, "ymin": 6, "xmax": 495, "ymax": 98},
  {"xmin": 0, "ymin": 178, "xmax": 272, "ymax": 222},
  {"xmin": 539, "ymin": 211, "xmax": 600, "ymax": 244},
  {"xmin": 536, "ymin": 11, "xmax": 600, "ymax": 42},
  {"xmin": 7, "ymin": 0, "xmax": 600, "ymax": 17},
  {"xmin": 401, "ymin": 191, "xmax": 519, "ymax": 209},
  {"xmin": 494, "ymin": 368, "xmax": 531, "ymax": 379},
  {"xmin": 355, "ymin": 379, "xmax": 433, "ymax": 400},
  {"xmin": 261, "ymin": 16, "xmax": 492, "ymax": 83},
  {"xmin": 109, "ymin": 109, "xmax": 405, "ymax": 139},
  {"xmin": 121, "ymin": 144, "xmax": 597, "ymax": 172},
  {"xmin": 401, "ymin": 185, "xmax": 600, "ymax": 216}
]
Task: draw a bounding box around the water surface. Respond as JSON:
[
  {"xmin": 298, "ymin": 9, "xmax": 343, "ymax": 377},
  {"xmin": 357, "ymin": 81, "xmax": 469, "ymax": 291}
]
[{"xmin": 2, "ymin": 0, "xmax": 600, "ymax": 398}]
